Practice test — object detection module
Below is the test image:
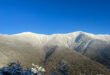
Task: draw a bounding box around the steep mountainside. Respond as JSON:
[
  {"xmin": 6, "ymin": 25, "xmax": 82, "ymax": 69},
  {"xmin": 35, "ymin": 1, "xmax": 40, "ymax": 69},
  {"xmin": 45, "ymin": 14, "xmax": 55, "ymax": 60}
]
[
  {"xmin": 0, "ymin": 31, "xmax": 110, "ymax": 74},
  {"xmin": 44, "ymin": 46, "xmax": 110, "ymax": 75},
  {"xmin": 10, "ymin": 31, "xmax": 110, "ymax": 68}
]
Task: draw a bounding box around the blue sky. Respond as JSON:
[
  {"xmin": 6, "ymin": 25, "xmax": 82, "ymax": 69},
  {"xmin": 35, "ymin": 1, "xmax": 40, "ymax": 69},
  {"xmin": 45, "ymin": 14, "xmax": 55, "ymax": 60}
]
[{"xmin": 0, "ymin": 0, "xmax": 110, "ymax": 34}]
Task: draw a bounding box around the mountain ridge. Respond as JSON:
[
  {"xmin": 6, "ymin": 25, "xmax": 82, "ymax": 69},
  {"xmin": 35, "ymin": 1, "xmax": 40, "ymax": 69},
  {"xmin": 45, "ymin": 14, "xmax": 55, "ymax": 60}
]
[{"xmin": 0, "ymin": 31, "xmax": 110, "ymax": 74}]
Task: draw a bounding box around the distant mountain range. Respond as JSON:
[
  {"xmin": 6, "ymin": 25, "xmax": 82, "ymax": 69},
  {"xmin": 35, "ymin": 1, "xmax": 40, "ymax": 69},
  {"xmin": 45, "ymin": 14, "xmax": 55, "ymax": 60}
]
[{"xmin": 0, "ymin": 31, "xmax": 110, "ymax": 75}]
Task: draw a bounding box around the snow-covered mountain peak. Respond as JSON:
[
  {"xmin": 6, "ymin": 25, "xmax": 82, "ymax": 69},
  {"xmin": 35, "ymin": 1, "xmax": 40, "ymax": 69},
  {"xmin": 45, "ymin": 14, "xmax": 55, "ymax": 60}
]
[
  {"xmin": 14, "ymin": 32, "xmax": 44, "ymax": 36},
  {"xmin": 68, "ymin": 31, "xmax": 110, "ymax": 41},
  {"xmin": 2, "ymin": 31, "xmax": 110, "ymax": 42},
  {"xmin": 0, "ymin": 31, "xmax": 110, "ymax": 54}
]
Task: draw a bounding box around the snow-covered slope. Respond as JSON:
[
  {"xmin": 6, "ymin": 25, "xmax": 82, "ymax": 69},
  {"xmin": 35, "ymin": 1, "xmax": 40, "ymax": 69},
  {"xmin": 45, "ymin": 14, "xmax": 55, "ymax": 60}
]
[
  {"xmin": 8, "ymin": 31, "xmax": 110, "ymax": 50},
  {"xmin": 0, "ymin": 31, "xmax": 110, "ymax": 68},
  {"xmin": 11, "ymin": 31, "xmax": 110, "ymax": 68},
  {"xmin": 1, "ymin": 31, "xmax": 110, "ymax": 54}
]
